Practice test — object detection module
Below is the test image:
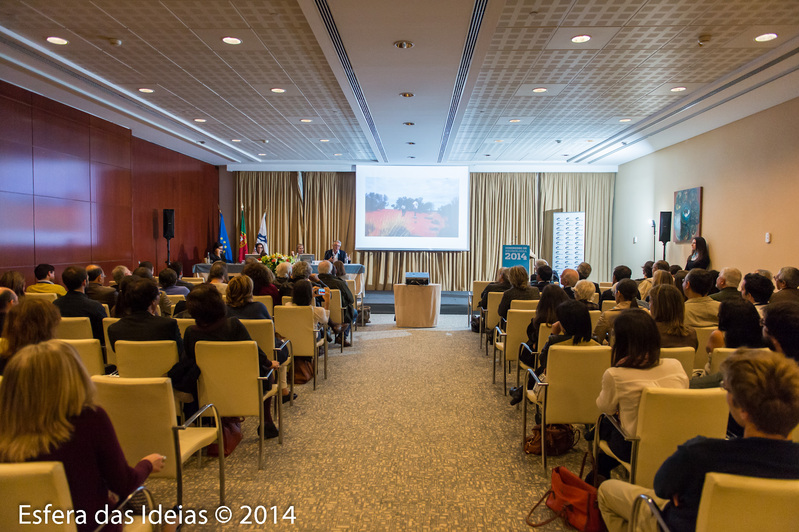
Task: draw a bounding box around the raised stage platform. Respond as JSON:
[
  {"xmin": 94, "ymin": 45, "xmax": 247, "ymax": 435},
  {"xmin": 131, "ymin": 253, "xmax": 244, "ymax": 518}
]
[{"xmin": 365, "ymin": 290, "xmax": 469, "ymax": 315}]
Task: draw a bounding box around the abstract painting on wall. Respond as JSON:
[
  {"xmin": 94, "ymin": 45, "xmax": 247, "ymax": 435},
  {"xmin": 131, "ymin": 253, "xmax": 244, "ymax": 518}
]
[{"xmin": 673, "ymin": 187, "xmax": 702, "ymax": 244}]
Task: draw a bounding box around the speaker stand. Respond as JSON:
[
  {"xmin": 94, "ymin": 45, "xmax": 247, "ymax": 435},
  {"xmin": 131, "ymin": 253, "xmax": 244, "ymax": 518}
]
[
  {"xmin": 661, "ymin": 241, "xmax": 667, "ymax": 262},
  {"xmin": 166, "ymin": 237, "xmax": 172, "ymax": 266}
]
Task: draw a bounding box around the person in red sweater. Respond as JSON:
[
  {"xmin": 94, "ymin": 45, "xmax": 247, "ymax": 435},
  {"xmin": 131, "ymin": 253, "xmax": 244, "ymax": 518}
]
[{"xmin": 0, "ymin": 340, "xmax": 165, "ymax": 532}]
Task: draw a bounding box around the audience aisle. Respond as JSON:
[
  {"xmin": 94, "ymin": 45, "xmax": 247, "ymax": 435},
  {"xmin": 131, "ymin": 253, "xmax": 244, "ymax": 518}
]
[{"xmin": 146, "ymin": 315, "xmax": 587, "ymax": 530}]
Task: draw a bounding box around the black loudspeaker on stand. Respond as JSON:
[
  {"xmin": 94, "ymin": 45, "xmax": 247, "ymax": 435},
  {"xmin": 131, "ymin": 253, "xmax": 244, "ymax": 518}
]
[
  {"xmin": 163, "ymin": 209, "xmax": 175, "ymax": 264},
  {"xmin": 659, "ymin": 211, "xmax": 671, "ymax": 261}
]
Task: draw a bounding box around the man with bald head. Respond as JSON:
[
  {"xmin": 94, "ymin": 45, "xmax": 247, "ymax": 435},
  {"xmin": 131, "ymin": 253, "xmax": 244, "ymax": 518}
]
[
  {"xmin": 560, "ymin": 268, "xmax": 579, "ymax": 299},
  {"xmin": 0, "ymin": 287, "xmax": 18, "ymax": 331},
  {"xmin": 771, "ymin": 266, "xmax": 799, "ymax": 304},
  {"xmin": 85, "ymin": 264, "xmax": 118, "ymax": 307}
]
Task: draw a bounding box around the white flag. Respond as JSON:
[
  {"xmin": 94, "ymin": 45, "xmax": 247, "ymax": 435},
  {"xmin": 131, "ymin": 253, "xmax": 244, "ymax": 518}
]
[{"xmin": 256, "ymin": 213, "xmax": 269, "ymax": 254}]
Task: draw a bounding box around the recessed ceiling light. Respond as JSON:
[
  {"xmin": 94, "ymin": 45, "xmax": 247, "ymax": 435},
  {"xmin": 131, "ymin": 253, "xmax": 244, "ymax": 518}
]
[
  {"xmin": 138, "ymin": 88, "xmax": 154, "ymax": 93},
  {"xmin": 320, "ymin": 139, "xmax": 330, "ymax": 142},
  {"xmin": 509, "ymin": 119, "xmax": 521, "ymax": 123},
  {"xmin": 232, "ymin": 139, "xmax": 241, "ymax": 142},
  {"xmin": 194, "ymin": 118, "xmax": 207, "ymax": 123},
  {"xmin": 494, "ymin": 140, "xmax": 504, "ymax": 143},
  {"xmin": 403, "ymin": 122, "xmax": 415, "ymax": 126},
  {"xmin": 670, "ymin": 86, "xmax": 687, "ymax": 92},
  {"xmin": 755, "ymin": 33, "xmax": 778, "ymax": 42},
  {"xmin": 484, "ymin": 154, "xmax": 491, "ymax": 157},
  {"xmin": 270, "ymin": 88, "xmax": 286, "ymax": 93},
  {"xmin": 334, "ymin": 153, "xmax": 342, "ymax": 156},
  {"xmin": 406, "ymin": 142, "xmax": 415, "ymax": 145},
  {"xmin": 393, "ymin": 40, "xmax": 414, "ymax": 49},
  {"xmin": 619, "ymin": 118, "xmax": 631, "ymax": 123},
  {"xmin": 532, "ymin": 87, "xmax": 547, "ymax": 93},
  {"xmin": 571, "ymin": 34, "xmax": 591, "ymax": 44},
  {"xmin": 258, "ymin": 153, "xmax": 267, "ymax": 156},
  {"xmin": 407, "ymin": 156, "xmax": 415, "ymax": 159},
  {"xmin": 46, "ymin": 36, "xmax": 69, "ymax": 45},
  {"xmin": 562, "ymin": 154, "xmax": 570, "ymax": 157},
  {"xmin": 300, "ymin": 119, "xmax": 313, "ymax": 123},
  {"xmin": 222, "ymin": 37, "xmax": 242, "ymax": 45},
  {"xmin": 400, "ymin": 92, "xmax": 414, "ymax": 98}
]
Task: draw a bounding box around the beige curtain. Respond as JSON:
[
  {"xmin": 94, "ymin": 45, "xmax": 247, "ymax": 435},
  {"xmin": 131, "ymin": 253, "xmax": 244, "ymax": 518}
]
[
  {"xmin": 301, "ymin": 172, "xmax": 356, "ymax": 259},
  {"xmin": 538, "ymin": 172, "xmax": 615, "ymax": 283},
  {"xmin": 235, "ymin": 171, "xmax": 302, "ymax": 255}
]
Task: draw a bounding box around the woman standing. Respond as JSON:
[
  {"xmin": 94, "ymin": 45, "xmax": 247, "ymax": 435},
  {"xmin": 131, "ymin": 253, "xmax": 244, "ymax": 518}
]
[{"xmin": 685, "ymin": 236, "xmax": 710, "ymax": 270}]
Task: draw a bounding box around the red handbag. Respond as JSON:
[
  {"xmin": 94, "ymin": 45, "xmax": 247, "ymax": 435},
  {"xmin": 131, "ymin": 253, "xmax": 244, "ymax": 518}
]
[
  {"xmin": 206, "ymin": 417, "xmax": 244, "ymax": 457},
  {"xmin": 526, "ymin": 455, "xmax": 606, "ymax": 532}
]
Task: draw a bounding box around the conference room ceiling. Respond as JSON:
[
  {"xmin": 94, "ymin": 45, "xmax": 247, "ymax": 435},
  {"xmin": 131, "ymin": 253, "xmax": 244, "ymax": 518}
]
[{"xmin": 1, "ymin": 0, "xmax": 799, "ymax": 170}]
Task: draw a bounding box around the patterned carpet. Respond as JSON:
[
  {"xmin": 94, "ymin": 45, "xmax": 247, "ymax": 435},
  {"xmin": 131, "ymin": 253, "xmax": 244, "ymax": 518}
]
[{"xmin": 143, "ymin": 314, "xmax": 592, "ymax": 531}]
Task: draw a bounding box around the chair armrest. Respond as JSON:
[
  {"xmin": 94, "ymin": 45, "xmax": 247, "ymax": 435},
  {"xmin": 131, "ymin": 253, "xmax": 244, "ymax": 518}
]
[
  {"xmin": 630, "ymin": 494, "xmax": 671, "ymax": 532},
  {"xmin": 494, "ymin": 326, "xmax": 507, "ymax": 343},
  {"xmin": 527, "ymin": 368, "xmax": 546, "ymax": 386},
  {"xmin": 274, "ymin": 339, "xmax": 291, "ymax": 365},
  {"xmin": 93, "ymin": 486, "xmax": 155, "ymax": 532},
  {"xmin": 595, "ymin": 412, "xmax": 638, "ymax": 442},
  {"xmin": 500, "ymin": 317, "xmax": 507, "ymax": 329},
  {"xmin": 257, "ymin": 368, "xmax": 275, "ymax": 382},
  {"xmin": 179, "ymin": 403, "xmax": 220, "ymax": 429}
]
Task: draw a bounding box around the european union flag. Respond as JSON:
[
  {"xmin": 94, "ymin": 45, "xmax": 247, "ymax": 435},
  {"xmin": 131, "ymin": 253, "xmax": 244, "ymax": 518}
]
[{"xmin": 218, "ymin": 212, "xmax": 233, "ymax": 262}]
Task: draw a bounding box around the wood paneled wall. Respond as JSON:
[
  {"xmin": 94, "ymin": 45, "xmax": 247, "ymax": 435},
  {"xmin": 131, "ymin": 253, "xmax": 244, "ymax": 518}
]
[{"xmin": 0, "ymin": 81, "xmax": 218, "ymax": 286}]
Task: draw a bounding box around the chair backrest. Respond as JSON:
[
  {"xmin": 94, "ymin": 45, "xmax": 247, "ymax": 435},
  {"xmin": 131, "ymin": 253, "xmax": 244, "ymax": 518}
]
[
  {"xmin": 195, "ymin": 341, "xmax": 261, "ymax": 417},
  {"xmin": 55, "ymin": 317, "xmax": 93, "ymax": 340},
  {"xmin": 175, "ymin": 318, "xmax": 196, "ymax": 338},
  {"xmin": 0, "ymin": 462, "xmax": 76, "ymax": 532},
  {"xmin": 591, "ymin": 293, "xmax": 600, "ymax": 304},
  {"xmin": 544, "ymin": 345, "xmax": 612, "ymax": 424},
  {"xmin": 695, "ymin": 472, "xmax": 799, "ymax": 532},
  {"xmin": 511, "ymin": 299, "xmax": 539, "ymax": 311},
  {"xmin": 599, "ymin": 282, "xmax": 612, "ymax": 291},
  {"xmin": 588, "ymin": 310, "xmax": 601, "ymax": 331},
  {"xmin": 707, "ymin": 347, "xmax": 770, "ymax": 375},
  {"xmin": 634, "ymin": 387, "xmax": 728, "ymax": 488},
  {"xmin": 182, "ymin": 276, "xmax": 204, "ymax": 284},
  {"xmin": 537, "ymin": 323, "xmax": 553, "ymax": 350},
  {"xmin": 115, "ymin": 340, "xmax": 179, "ymax": 378},
  {"xmin": 273, "ymin": 306, "xmax": 317, "ymax": 357},
  {"xmin": 62, "ymin": 338, "xmax": 104, "ymax": 376},
  {"xmin": 329, "ymin": 289, "xmax": 344, "ymax": 323},
  {"xmin": 660, "ymin": 347, "xmax": 694, "ymax": 378},
  {"xmin": 345, "ymin": 279, "xmax": 357, "ymax": 299},
  {"xmin": 471, "ymin": 281, "xmax": 491, "ymax": 311},
  {"xmin": 165, "ymin": 294, "xmax": 185, "ymax": 315},
  {"xmin": 601, "ymin": 300, "xmax": 615, "ymax": 312},
  {"xmin": 92, "ymin": 376, "xmax": 178, "ymax": 477},
  {"xmin": 253, "ymin": 295, "xmax": 274, "ymax": 316},
  {"xmin": 102, "ymin": 317, "xmax": 120, "ymax": 364},
  {"xmin": 101, "ymin": 303, "xmax": 110, "ymax": 317},
  {"xmin": 504, "ymin": 310, "xmax": 536, "ymax": 362},
  {"xmin": 239, "ymin": 319, "xmax": 276, "ymax": 360},
  {"xmin": 485, "ymin": 292, "xmax": 503, "ymax": 331},
  {"xmin": 694, "ymin": 326, "xmax": 717, "ymax": 370},
  {"xmin": 24, "ymin": 292, "xmax": 58, "ymax": 302}
]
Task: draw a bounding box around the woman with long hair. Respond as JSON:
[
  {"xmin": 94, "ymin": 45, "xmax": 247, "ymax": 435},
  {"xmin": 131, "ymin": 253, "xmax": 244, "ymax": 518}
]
[
  {"xmin": 0, "ymin": 340, "xmax": 165, "ymax": 532},
  {"xmin": 242, "ymin": 261, "xmax": 280, "ymax": 302},
  {"xmin": 526, "ymin": 284, "xmax": 570, "ymax": 351},
  {"xmin": 333, "ymin": 260, "xmax": 347, "ymax": 279},
  {"xmin": 593, "ymin": 278, "xmax": 641, "ymax": 345},
  {"xmin": 590, "ymin": 310, "xmax": 688, "ymax": 481},
  {"xmin": 0, "ymin": 297, "xmax": 61, "ymax": 374},
  {"xmin": 685, "ymin": 236, "xmax": 710, "ymax": 270},
  {"xmin": 649, "ymin": 284, "xmax": 698, "ymax": 349},
  {"xmin": 0, "ymin": 270, "xmax": 26, "ymax": 298},
  {"xmin": 226, "ymin": 275, "xmax": 271, "ymax": 320}
]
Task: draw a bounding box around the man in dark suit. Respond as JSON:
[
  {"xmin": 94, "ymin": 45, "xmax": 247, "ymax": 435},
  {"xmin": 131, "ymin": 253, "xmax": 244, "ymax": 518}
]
[
  {"xmin": 108, "ymin": 276, "xmax": 184, "ymax": 355},
  {"xmin": 317, "ymin": 260, "xmax": 355, "ymax": 346},
  {"xmin": 53, "ymin": 266, "xmax": 107, "ymax": 345},
  {"xmin": 169, "ymin": 260, "xmax": 196, "ymax": 292},
  {"xmin": 599, "ymin": 265, "xmax": 640, "ymax": 305},
  {"xmin": 85, "ymin": 264, "xmax": 118, "ymax": 308},
  {"xmin": 323, "ymin": 240, "xmax": 348, "ymax": 263}
]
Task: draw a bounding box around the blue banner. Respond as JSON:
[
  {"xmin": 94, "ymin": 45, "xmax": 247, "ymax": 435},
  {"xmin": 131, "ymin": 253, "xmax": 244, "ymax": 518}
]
[
  {"xmin": 218, "ymin": 212, "xmax": 233, "ymax": 262},
  {"xmin": 502, "ymin": 245, "xmax": 530, "ymax": 270}
]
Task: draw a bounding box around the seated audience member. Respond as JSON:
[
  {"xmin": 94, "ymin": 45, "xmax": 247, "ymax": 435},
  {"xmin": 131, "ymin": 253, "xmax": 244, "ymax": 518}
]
[
  {"xmin": 692, "ymin": 298, "xmax": 766, "ymax": 389},
  {"xmin": 226, "ymin": 275, "xmax": 271, "ymax": 320},
  {"xmin": 763, "ymin": 301, "xmax": 799, "ymax": 362},
  {"xmin": 654, "ymin": 260, "xmax": 670, "ymax": 272},
  {"xmin": 242, "ymin": 261, "xmax": 280, "ymax": 300},
  {"xmin": 85, "ymin": 265, "xmax": 118, "ymax": 307},
  {"xmin": 285, "ymin": 279, "xmax": 342, "ymax": 335},
  {"xmin": 291, "ymin": 260, "xmax": 322, "ymax": 286},
  {"xmin": 0, "ymin": 287, "xmax": 18, "ymax": 332},
  {"xmin": 111, "ymin": 265, "xmax": 131, "ymax": 291},
  {"xmin": 771, "ymin": 266, "xmax": 799, "ymax": 304},
  {"xmin": 647, "ymin": 270, "xmax": 674, "ymax": 300},
  {"xmin": 0, "ymin": 297, "xmax": 60, "ymax": 374},
  {"xmin": 107, "ymin": 277, "xmax": 183, "ymax": 356},
  {"xmin": 0, "ymin": 340, "xmax": 166, "ymax": 532},
  {"xmin": 274, "ymin": 261, "xmax": 294, "ymax": 302},
  {"xmin": 324, "ymin": 240, "xmax": 348, "ymax": 263},
  {"xmin": 682, "ymin": 268, "xmax": 721, "ymax": 327},
  {"xmin": 649, "ymin": 284, "xmax": 698, "ymax": 350},
  {"xmin": 184, "ymin": 284, "xmax": 281, "ymax": 437},
  {"xmin": 673, "ymin": 269, "xmax": 689, "ymax": 298},
  {"xmin": 685, "ymin": 236, "xmax": 710, "ymax": 271},
  {"xmin": 741, "ymin": 272, "xmax": 774, "ymax": 318},
  {"xmin": 131, "ymin": 266, "xmax": 171, "ymax": 317},
  {"xmin": 479, "ymin": 267, "xmax": 511, "ymax": 310},
  {"xmin": 533, "ymin": 263, "xmax": 553, "ymax": 292},
  {"xmin": 573, "ymin": 279, "xmax": 599, "ymax": 310},
  {"xmin": 599, "ymin": 265, "xmax": 638, "ymax": 305},
  {"xmin": 577, "ymin": 261, "xmax": 600, "ymax": 294},
  {"xmin": 707, "ymin": 269, "xmax": 721, "ymax": 295},
  {"xmin": 334, "ymin": 260, "xmax": 347, "ymax": 279},
  {"xmin": 598, "ymin": 350, "xmax": 799, "ymax": 532},
  {"xmin": 26, "ymin": 263, "xmax": 67, "ymax": 296},
  {"xmin": 206, "ymin": 261, "xmax": 229, "ymax": 295},
  {"xmin": 254, "ymin": 242, "xmax": 267, "ymax": 257},
  {"xmin": 525, "ymin": 284, "xmax": 570, "ymax": 351},
  {"xmin": 637, "ymin": 261, "xmax": 654, "ymax": 300},
  {"xmin": 138, "ymin": 261, "xmax": 155, "ymax": 277},
  {"xmin": 0, "ymin": 270, "xmax": 26, "ymax": 298},
  {"xmin": 756, "ymin": 268, "xmax": 773, "ymax": 282},
  {"xmin": 499, "ymin": 265, "xmax": 540, "ymax": 320},
  {"xmin": 594, "ymin": 279, "xmax": 642, "ymax": 345},
  {"xmin": 208, "ymin": 242, "xmax": 225, "ymax": 263},
  {"xmin": 710, "ymin": 267, "xmax": 742, "ymax": 302},
  {"xmin": 669, "ymin": 264, "xmax": 682, "ymax": 276},
  {"xmin": 317, "ymin": 260, "xmax": 356, "ymax": 343},
  {"xmin": 53, "ymin": 266, "xmax": 107, "ymax": 344},
  {"xmin": 159, "ymin": 268, "xmax": 189, "ymax": 297},
  {"xmin": 169, "ymin": 260, "xmax": 195, "ymax": 292},
  {"xmin": 560, "ymin": 268, "xmax": 580, "ymax": 299},
  {"xmin": 588, "ymin": 310, "xmax": 688, "ymax": 482}
]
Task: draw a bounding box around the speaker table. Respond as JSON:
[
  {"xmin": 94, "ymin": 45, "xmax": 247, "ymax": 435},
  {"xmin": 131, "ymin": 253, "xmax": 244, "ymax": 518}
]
[{"xmin": 393, "ymin": 283, "xmax": 441, "ymax": 328}]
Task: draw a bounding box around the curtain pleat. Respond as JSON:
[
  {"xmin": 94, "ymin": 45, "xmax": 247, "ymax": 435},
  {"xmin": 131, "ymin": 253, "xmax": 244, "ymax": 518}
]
[
  {"xmin": 301, "ymin": 172, "xmax": 356, "ymax": 258},
  {"xmin": 234, "ymin": 171, "xmax": 302, "ymax": 254}
]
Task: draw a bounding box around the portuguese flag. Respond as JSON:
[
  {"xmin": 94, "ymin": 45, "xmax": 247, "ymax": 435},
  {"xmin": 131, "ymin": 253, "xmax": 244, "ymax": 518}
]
[{"xmin": 238, "ymin": 207, "xmax": 248, "ymax": 262}]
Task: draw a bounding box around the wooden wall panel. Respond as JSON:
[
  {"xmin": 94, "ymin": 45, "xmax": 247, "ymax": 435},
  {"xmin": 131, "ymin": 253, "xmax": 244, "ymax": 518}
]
[
  {"xmin": 91, "ymin": 119, "xmax": 130, "ymax": 168},
  {"xmin": 33, "ymin": 196, "xmax": 92, "ymax": 265},
  {"xmin": 0, "ymin": 140, "xmax": 34, "ymax": 195},
  {"xmin": 0, "ymin": 191, "xmax": 35, "ymax": 269},
  {"xmin": 31, "ymin": 106, "xmax": 90, "ymax": 159},
  {"xmin": 33, "ymin": 147, "xmax": 91, "ymax": 201},
  {"xmin": 0, "ymin": 95, "xmax": 32, "ymax": 144},
  {"xmin": 91, "ymin": 202, "xmax": 133, "ymax": 263},
  {"xmin": 91, "ymin": 162, "xmax": 131, "ymax": 207}
]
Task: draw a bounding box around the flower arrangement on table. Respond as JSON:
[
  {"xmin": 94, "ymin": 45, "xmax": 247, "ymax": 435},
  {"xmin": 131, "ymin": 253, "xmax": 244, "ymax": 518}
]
[{"xmin": 260, "ymin": 253, "xmax": 295, "ymax": 273}]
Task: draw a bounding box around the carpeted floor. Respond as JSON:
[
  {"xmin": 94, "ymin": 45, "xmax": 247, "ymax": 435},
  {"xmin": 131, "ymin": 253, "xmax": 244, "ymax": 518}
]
[{"xmin": 143, "ymin": 315, "xmax": 592, "ymax": 530}]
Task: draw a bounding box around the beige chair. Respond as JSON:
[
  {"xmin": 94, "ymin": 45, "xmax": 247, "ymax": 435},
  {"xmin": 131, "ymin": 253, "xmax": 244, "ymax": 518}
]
[
  {"xmin": 517, "ymin": 322, "xmax": 555, "ymax": 387},
  {"xmin": 115, "ymin": 340, "xmax": 179, "ymax": 378},
  {"xmin": 62, "ymin": 338, "xmax": 105, "ymax": 376},
  {"xmin": 344, "ymin": 279, "xmax": 363, "ymax": 329},
  {"xmin": 55, "ymin": 317, "xmax": 93, "ymax": 340},
  {"xmin": 164, "ymin": 294, "xmax": 186, "ymax": 316},
  {"xmin": 102, "ymin": 317, "xmax": 120, "ymax": 365},
  {"xmin": 510, "ymin": 299, "xmax": 539, "ymax": 311},
  {"xmin": 92, "ymin": 376, "xmax": 225, "ymax": 506},
  {"xmin": 482, "ymin": 292, "xmax": 503, "ymax": 354},
  {"xmin": 493, "ymin": 309, "xmax": 535, "ymax": 394},
  {"xmin": 175, "ymin": 318, "xmax": 196, "ymax": 338},
  {"xmin": 274, "ymin": 305, "xmax": 327, "ymax": 390},
  {"xmin": 591, "ymin": 293, "xmax": 600, "ymax": 304},
  {"xmin": 707, "ymin": 347, "xmax": 771, "ymax": 375},
  {"xmin": 195, "ymin": 341, "xmax": 281, "ymax": 467},
  {"xmin": 182, "ymin": 276, "xmax": 204, "ymax": 284},
  {"xmin": 468, "ymin": 280, "xmax": 491, "ymax": 327},
  {"xmin": 239, "ymin": 319, "xmax": 294, "ymax": 406},
  {"xmin": 253, "ymin": 295, "xmax": 274, "ymax": 316},
  {"xmin": 0, "ymin": 461, "xmax": 155, "ymax": 532},
  {"xmin": 594, "ymin": 387, "xmax": 728, "ymax": 488},
  {"xmin": 524, "ymin": 345, "xmax": 612, "ymax": 470},
  {"xmin": 102, "ymin": 303, "xmax": 110, "ymax": 317},
  {"xmin": 693, "ymin": 326, "xmax": 717, "ymax": 370},
  {"xmin": 589, "ymin": 310, "xmax": 601, "ymax": 331},
  {"xmin": 24, "ymin": 292, "xmax": 58, "ymax": 302},
  {"xmin": 329, "ymin": 289, "xmax": 354, "ymax": 352},
  {"xmin": 660, "ymin": 347, "xmax": 694, "ymax": 378},
  {"xmin": 599, "ymin": 282, "xmax": 612, "ymax": 291},
  {"xmin": 602, "ymin": 300, "xmax": 616, "ymax": 312}
]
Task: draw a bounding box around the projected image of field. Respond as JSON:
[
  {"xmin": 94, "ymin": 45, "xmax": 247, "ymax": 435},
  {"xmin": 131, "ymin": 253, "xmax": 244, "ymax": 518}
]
[{"xmin": 364, "ymin": 187, "xmax": 459, "ymax": 238}]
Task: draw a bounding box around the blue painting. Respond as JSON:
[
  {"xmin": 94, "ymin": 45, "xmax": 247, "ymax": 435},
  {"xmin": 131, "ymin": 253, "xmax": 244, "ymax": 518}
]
[{"xmin": 673, "ymin": 187, "xmax": 702, "ymax": 244}]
